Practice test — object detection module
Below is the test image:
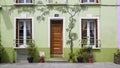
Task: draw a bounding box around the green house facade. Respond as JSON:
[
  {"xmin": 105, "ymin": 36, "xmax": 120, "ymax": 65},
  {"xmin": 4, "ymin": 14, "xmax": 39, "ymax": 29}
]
[{"xmin": 0, "ymin": 0, "xmax": 118, "ymax": 63}]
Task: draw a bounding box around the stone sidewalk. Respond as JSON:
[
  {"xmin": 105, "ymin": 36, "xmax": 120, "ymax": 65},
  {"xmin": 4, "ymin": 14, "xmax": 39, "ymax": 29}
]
[{"xmin": 0, "ymin": 62, "xmax": 120, "ymax": 68}]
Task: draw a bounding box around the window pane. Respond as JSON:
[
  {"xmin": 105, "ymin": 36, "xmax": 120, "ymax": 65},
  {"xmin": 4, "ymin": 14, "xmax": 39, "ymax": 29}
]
[
  {"xmin": 90, "ymin": 0, "xmax": 94, "ymax": 2},
  {"xmin": 89, "ymin": 21, "xmax": 96, "ymax": 45},
  {"xmin": 19, "ymin": 22, "xmax": 24, "ymax": 30},
  {"xmin": 26, "ymin": 20, "xmax": 32, "ymax": 44},
  {"xmin": 83, "ymin": 0, "xmax": 87, "ymax": 2},
  {"xmin": 26, "ymin": 21, "xmax": 30, "ymax": 38},
  {"xmin": 90, "ymin": 30, "xmax": 94, "ymax": 37},
  {"xmin": 90, "ymin": 38, "xmax": 94, "ymax": 45},
  {"xmin": 18, "ymin": 21, "xmax": 24, "ymax": 45},
  {"xmin": 90, "ymin": 22, "xmax": 94, "ymax": 30},
  {"xmin": 19, "ymin": 0, "xmax": 24, "ymax": 3},
  {"xmin": 26, "ymin": 0, "xmax": 32, "ymax": 3},
  {"xmin": 26, "ymin": 21, "xmax": 30, "ymax": 30},
  {"xmin": 82, "ymin": 22, "xmax": 87, "ymax": 38}
]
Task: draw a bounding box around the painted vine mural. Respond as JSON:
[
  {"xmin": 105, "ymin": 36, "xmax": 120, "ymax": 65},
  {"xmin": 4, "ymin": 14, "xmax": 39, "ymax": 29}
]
[
  {"xmin": 7, "ymin": 0, "xmax": 87, "ymax": 61},
  {"xmin": 8, "ymin": 1, "xmax": 87, "ymax": 52}
]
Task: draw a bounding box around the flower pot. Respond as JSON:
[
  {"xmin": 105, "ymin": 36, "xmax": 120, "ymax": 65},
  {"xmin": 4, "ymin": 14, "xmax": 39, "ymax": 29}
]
[
  {"xmin": 77, "ymin": 57, "xmax": 83, "ymax": 63},
  {"xmin": 40, "ymin": 57, "xmax": 44, "ymax": 63},
  {"xmin": 114, "ymin": 54, "xmax": 120, "ymax": 64},
  {"xmin": 27, "ymin": 56, "xmax": 33, "ymax": 63},
  {"xmin": 88, "ymin": 57, "xmax": 93, "ymax": 63}
]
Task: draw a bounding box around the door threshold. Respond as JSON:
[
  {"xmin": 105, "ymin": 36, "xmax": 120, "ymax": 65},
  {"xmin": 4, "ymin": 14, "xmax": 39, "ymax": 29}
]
[{"xmin": 50, "ymin": 54, "xmax": 63, "ymax": 58}]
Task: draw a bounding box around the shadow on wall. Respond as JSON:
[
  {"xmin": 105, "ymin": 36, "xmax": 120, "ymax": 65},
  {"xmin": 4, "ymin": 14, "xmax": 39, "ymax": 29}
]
[
  {"xmin": 33, "ymin": 48, "xmax": 39, "ymax": 62},
  {"xmin": 1, "ymin": 48, "xmax": 11, "ymax": 63},
  {"xmin": 0, "ymin": 42, "xmax": 10, "ymax": 63},
  {"xmin": 1, "ymin": 8, "xmax": 13, "ymax": 30}
]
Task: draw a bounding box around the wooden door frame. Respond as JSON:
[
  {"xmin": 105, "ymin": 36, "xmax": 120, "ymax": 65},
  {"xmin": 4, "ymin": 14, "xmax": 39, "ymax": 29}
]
[{"xmin": 48, "ymin": 17, "xmax": 65, "ymax": 55}]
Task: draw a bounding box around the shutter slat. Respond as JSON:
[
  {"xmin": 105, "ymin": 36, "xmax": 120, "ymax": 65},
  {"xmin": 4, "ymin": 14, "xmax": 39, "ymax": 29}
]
[
  {"xmin": 16, "ymin": 0, "xmax": 19, "ymax": 3},
  {"xmin": 16, "ymin": 19, "xmax": 18, "ymax": 47},
  {"xmin": 96, "ymin": 0, "xmax": 99, "ymax": 3},
  {"xmin": 30, "ymin": 19, "xmax": 32, "ymax": 40},
  {"xmin": 95, "ymin": 19, "xmax": 98, "ymax": 47}
]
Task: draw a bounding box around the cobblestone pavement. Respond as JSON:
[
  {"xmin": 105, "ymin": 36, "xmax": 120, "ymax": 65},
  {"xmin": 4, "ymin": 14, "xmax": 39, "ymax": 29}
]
[{"xmin": 0, "ymin": 62, "xmax": 120, "ymax": 68}]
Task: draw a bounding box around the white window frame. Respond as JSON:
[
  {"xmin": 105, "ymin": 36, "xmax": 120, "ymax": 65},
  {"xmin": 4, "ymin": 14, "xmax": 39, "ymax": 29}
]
[
  {"xmin": 46, "ymin": 0, "xmax": 67, "ymax": 5},
  {"xmin": 80, "ymin": 17, "xmax": 100, "ymax": 49},
  {"xmin": 14, "ymin": 0, "xmax": 34, "ymax": 5},
  {"xmin": 18, "ymin": 20, "xmax": 30, "ymax": 47},
  {"xmin": 80, "ymin": 0, "xmax": 100, "ymax": 5},
  {"xmin": 14, "ymin": 17, "xmax": 34, "ymax": 49},
  {"xmin": 0, "ymin": 5, "xmax": 1, "ymax": 8}
]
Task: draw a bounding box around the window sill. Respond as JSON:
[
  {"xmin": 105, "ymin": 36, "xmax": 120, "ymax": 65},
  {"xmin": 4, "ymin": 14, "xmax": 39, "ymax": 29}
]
[
  {"xmin": 14, "ymin": 45, "xmax": 28, "ymax": 49},
  {"xmin": 14, "ymin": 3, "xmax": 35, "ymax": 5},
  {"xmin": 14, "ymin": 47, "xmax": 27, "ymax": 50},
  {"xmin": 46, "ymin": 3, "xmax": 67, "ymax": 5},
  {"xmin": 92, "ymin": 47, "xmax": 101, "ymax": 49},
  {"xmin": 80, "ymin": 3, "xmax": 101, "ymax": 5}
]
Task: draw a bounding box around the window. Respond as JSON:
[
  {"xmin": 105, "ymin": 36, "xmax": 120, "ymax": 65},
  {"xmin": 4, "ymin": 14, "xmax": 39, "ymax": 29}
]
[
  {"xmin": 80, "ymin": 0, "xmax": 99, "ymax": 4},
  {"xmin": 81, "ymin": 19, "xmax": 99, "ymax": 48},
  {"xmin": 16, "ymin": 19, "xmax": 32, "ymax": 47},
  {"xmin": 47, "ymin": 0, "xmax": 67, "ymax": 5},
  {"xmin": 15, "ymin": 0, "xmax": 33, "ymax": 4}
]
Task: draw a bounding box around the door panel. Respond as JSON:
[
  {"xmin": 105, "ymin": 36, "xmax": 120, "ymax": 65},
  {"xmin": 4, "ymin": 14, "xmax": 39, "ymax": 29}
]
[{"xmin": 50, "ymin": 20, "xmax": 63, "ymax": 54}]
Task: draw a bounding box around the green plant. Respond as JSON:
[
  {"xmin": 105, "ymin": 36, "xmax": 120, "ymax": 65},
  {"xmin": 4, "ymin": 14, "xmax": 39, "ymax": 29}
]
[
  {"xmin": 27, "ymin": 41, "xmax": 36, "ymax": 57},
  {"xmin": 27, "ymin": 40, "xmax": 37, "ymax": 63},
  {"xmin": 116, "ymin": 49, "xmax": 120, "ymax": 55},
  {"xmin": 114, "ymin": 49, "xmax": 120, "ymax": 64},
  {"xmin": 76, "ymin": 48, "xmax": 84, "ymax": 57},
  {"xmin": 68, "ymin": 52, "xmax": 75, "ymax": 63},
  {"xmin": 0, "ymin": 32, "xmax": 4, "ymax": 63}
]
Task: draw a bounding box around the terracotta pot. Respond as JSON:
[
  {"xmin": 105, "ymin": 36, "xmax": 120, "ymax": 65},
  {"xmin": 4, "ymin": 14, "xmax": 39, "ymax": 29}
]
[
  {"xmin": 40, "ymin": 57, "xmax": 44, "ymax": 63},
  {"xmin": 88, "ymin": 58, "xmax": 93, "ymax": 63}
]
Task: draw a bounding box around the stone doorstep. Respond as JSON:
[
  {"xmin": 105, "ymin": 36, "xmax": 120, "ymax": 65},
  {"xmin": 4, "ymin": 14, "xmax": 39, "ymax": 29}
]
[
  {"xmin": 45, "ymin": 57, "xmax": 68, "ymax": 63},
  {"xmin": 45, "ymin": 60, "xmax": 68, "ymax": 63},
  {"xmin": 50, "ymin": 54, "xmax": 63, "ymax": 58}
]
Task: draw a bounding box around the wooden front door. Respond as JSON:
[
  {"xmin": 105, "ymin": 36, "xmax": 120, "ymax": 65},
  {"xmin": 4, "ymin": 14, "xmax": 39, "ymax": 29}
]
[{"xmin": 50, "ymin": 20, "xmax": 63, "ymax": 54}]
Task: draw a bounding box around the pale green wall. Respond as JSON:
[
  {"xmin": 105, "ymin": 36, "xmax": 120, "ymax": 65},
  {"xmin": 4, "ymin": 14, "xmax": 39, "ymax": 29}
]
[{"xmin": 0, "ymin": 0, "xmax": 118, "ymax": 62}]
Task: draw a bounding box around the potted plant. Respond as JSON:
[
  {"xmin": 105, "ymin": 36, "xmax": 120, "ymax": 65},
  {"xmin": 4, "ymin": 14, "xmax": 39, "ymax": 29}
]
[
  {"xmin": 81, "ymin": 39, "xmax": 93, "ymax": 63},
  {"xmin": 85, "ymin": 46, "xmax": 93, "ymax": 63},
  {"xmin": 114, "ymin": 49, "xmax": 120, "ymax": 64},
  {"xmin": 68, "ymin": 52, "xmax": 75, "ymax": 63},
  {"xmin": 27, "ymin": 41, "xmax": 36, "ymax": 63},
  {"xmin": 76, "ymin": 48, "xmax": 84, "ymax": 63},
  {"xmin": 39, "ymin": 51, "xmax": 45, "ymax": 63}
]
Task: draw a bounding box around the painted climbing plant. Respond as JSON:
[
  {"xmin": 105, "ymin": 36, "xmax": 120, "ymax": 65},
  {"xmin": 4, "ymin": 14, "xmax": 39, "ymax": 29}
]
[{"xmin": 8, "ymin": 0, "xmax": 87, "ymax": 53}]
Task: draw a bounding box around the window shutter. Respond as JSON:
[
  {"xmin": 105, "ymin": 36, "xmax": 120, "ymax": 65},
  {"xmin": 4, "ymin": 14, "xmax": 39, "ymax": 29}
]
[
  {"xmin": 16, "ymin": 19, "xmax": 18, "ymax": 47},
  {"xmin": 31, "ymin": 0, "xmax": 32, "ymax": 3},
  {"xmin": 95, "ymin": 19, "xmax": 98, "ymax": 48},
  {"xmin": 30, "ymin": 19, "xmax": 32, "ymax": 40},
  {"xmin": 81, "ymin": 19, "xmax": 83, "ymax": 47},
  {"xmin": 96, "ymin": 0, "xmax": 99, "ymax": 3},
  {"xmin": 16, "ymin": 0, "xmax": 19, "ymax": 3}
]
